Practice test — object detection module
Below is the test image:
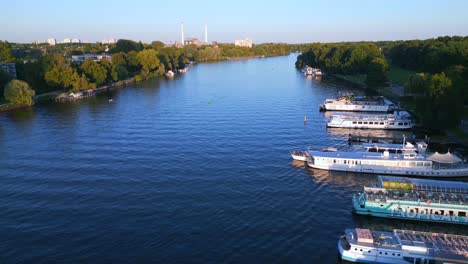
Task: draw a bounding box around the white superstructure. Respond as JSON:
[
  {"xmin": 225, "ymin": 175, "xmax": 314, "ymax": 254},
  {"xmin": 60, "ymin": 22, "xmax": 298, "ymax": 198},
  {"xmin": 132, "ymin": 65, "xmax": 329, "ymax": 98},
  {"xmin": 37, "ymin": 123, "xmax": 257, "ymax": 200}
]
[
  {"xmin": 321, "ymin": 93, "xmax": 393, "ymax": 112},
  {"xmin": 306, "ymin": 147, "xmax": 468, "ymax": 177},
  {"xmin": 338, "ymin": 228, "xmax": 468, "ymax": 263},
  {"xmin": 327, "ymin": 112, "xmax": 414, "ymax": 130}
]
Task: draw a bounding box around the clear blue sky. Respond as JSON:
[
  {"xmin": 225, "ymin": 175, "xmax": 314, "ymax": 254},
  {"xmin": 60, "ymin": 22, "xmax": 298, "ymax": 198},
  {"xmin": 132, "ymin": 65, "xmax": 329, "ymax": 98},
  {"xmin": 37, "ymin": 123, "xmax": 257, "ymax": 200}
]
[{"xmin": 1, "ymin": 0, "xmax": 467, "ymax": 44}]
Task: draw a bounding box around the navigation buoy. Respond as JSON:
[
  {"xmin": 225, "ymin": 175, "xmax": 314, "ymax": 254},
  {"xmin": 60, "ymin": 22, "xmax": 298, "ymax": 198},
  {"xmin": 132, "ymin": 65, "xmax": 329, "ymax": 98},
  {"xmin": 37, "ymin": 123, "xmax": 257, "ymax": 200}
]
[{"xmin": 304, "ymin": 115, "xmax": 307, "ymax": 123}]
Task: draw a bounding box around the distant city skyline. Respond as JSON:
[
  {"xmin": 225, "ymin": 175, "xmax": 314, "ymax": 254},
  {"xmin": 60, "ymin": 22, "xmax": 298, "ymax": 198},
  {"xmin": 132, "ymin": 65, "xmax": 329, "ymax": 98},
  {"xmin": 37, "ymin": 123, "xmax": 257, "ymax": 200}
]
[{"xmin": 1, "ymin": 0, "xmax": 468, "ymax": 44}]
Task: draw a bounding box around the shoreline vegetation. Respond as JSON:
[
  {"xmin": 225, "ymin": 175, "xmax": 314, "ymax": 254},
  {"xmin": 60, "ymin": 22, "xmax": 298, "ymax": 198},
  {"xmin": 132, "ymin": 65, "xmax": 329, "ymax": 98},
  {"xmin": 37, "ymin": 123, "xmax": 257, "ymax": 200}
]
[
  {"xmin": 0, "ymin": 40, "xmax": 290, "ymax": 110},
  {"xmin": 1, "ymin": 37, "xmax": 468, "ymax": 143},
  {"xmin": 295, "ymin": 36, "xmax": 468, "ymax": 138}
]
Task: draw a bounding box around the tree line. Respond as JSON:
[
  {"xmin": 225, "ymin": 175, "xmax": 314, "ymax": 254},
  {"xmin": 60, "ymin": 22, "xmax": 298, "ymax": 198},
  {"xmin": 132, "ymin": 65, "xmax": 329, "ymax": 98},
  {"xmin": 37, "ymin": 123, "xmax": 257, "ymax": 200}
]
[
  {"xmin": 381, "ymin": 36, "xmax": 468, "ymax": 129},
  {"xmin": 0, "ymin": 39, "xmax": 292, "ymax": 107},
  {"xmin": 295, "ymin": 42, "xmax": 388, "ymax": 87}
]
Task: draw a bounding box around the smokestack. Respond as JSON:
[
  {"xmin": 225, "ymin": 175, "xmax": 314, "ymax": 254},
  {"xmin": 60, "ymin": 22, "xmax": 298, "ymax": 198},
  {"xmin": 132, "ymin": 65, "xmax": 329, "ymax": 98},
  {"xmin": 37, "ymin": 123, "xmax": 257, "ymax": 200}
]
[
  {"xmin": 204, "ymin": 24, "xmax": 208, "ymax": 44},
  {"xmin": 181, "ymin": 22, "xmax": 185, "ymax": 46}
]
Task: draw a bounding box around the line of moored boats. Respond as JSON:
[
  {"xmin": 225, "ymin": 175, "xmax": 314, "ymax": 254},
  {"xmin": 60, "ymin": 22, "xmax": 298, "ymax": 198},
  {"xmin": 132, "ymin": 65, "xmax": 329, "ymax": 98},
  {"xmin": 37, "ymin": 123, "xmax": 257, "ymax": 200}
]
[{"xmin": 291, "ymin": 92, "xmax": 468, "ymax": 263}]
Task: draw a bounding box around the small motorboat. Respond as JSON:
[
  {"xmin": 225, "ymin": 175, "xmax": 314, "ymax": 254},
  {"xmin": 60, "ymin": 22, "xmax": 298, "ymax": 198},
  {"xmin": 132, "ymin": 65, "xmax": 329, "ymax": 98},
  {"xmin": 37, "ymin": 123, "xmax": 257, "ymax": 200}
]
[
  {"xmin": 165, "ymin": 70, "xmax": 175, "ymax": 78},
  {"xmin": 290, "ymin": 150, "xmax": 310, "ymax": 161}
]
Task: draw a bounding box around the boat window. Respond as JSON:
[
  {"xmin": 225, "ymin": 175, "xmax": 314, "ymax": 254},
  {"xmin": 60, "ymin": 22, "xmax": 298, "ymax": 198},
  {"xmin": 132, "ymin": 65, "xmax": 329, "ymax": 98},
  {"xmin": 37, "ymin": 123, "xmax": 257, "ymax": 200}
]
[
  {"xmin": 352, "ymin": 121, "xmax": 357, "ymax": 124},
  {"xmin": 417, "ymin": 162, "xmax": 423, "ymax": 166},
  {"xmin": 358, "ymin": 122, "xmax": 362, "ymax": 124},
  {"xmin": 459, "ymin": 211, "xmax": 466, "ymax": 217},
  {"xmin": 409, "ymin": 162, "xmax": 416, "ymax": 166},
  {"xmin": 398, "ymin": 122, "xmax": 403, "ymax": 125},
  {"xmin": 389, "ymin": 122, "xmax": 394, "ymax": 125},
  {"xmin": 344, "ymin": 160, "xmax": 347, "ymax": 164},
  {"xmin": 333, "ymin": 159, "xmax": 336, "ymax": 164},
  {"xmin": 404, "ymin": 122, "xmax": 408, "ymax": 125},
  {"xmin": 380, "ymin": 122, "xmax": 384, "ymax": 125},
  {"xmin": 363, "ymin": 122, "xmax": 368, "ymax": 124},
  {"xmin": 425, "ymin": 162, "xmax": 431, "ymax": 166}
]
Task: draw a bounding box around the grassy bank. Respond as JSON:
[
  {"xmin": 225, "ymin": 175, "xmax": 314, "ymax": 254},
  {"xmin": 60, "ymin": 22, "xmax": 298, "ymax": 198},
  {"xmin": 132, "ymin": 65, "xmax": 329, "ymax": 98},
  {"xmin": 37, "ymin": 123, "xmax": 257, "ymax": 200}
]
[{"xmin": 387, "ymin": 65, "xmax": 415, "ymax": 86}]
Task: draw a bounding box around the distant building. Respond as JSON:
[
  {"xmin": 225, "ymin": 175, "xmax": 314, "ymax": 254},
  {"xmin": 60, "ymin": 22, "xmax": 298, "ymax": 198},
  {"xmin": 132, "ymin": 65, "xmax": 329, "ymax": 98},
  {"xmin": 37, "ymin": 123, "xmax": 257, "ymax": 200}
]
[
  {"xmin": 184, "ymin": 38, "xmax": 201, "ymax": 46},
  {"xmin": 102, "ymin": 38, "xmax": 117, "ymax": 44},
  {"xmin": 47, "ymin": 38, "xmax": 56, "ymax": 46},
  {"xmin": 63, "ymin": 38, "xmax": 71, "ymax": 44},
  {"xmin": 32, "ymin": 40, "xmax": 47, "ymax": 44},
  {"xmin": 71, "ymin": 54, "xmax": 112, "ymax": 63},
  {"xmin": 71, "ymin": 38, "xmax": 80, "ymax": 43},
  {"xmin": 0, "ymin": 63, "xmax": 17, "ymax": 78},
  {"xmin": 235, "ymin": 38, "xmax": 253, "ymax": 48}
]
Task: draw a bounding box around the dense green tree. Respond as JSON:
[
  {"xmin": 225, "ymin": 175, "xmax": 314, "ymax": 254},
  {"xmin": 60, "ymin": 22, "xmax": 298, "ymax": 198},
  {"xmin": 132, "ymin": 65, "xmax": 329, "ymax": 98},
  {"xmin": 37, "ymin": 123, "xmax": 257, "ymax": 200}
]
[
  {"xmin": 113, "ymin": 39, "xmax": 144, "ymax": 53},
  {"xmin": 406, "ymin": 73, "xmax": 429, "ymax": 94},
  {"xmin": 151, "ymin": 41, "xmax": 165, "ymax": 51},
  {"xmin": 71, "ymin": 73, "xmax": 96, "ymax": 92},
  {"xmin": 44, "ymin": 63, "xmax": 77, "ymax": 89},
  {"xmin": 3, "ymin": 80, "xmax": 35, "ymax": 106},
  {"xmin": 0, "ymin": 41, "xmax": 15, "ymax": 62},
  {"xmin": 80, "ymin": 58, "xmax": 108, "ymax": 86},
  {"xmin": 126, "ymin": 50, "xmax": 140, "ymax": 73},
  {"xmin": 136, "ymin": 49, "xmax": 161, "ymax": 75},
  {"xmin": 366, "ymin": 57, "xmax": 389, "ymax": 87},
  {"xmin": 0, "ymin": 69, "xmax": 13, "ymax": 99}
]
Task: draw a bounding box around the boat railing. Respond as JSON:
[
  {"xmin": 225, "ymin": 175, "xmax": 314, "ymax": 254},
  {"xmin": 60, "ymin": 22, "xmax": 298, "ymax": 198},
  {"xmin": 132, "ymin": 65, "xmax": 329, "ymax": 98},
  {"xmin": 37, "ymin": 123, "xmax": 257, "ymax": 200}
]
[{"xmin": 364, "ymin": 188, "xmax": 467, "ymax": 205}]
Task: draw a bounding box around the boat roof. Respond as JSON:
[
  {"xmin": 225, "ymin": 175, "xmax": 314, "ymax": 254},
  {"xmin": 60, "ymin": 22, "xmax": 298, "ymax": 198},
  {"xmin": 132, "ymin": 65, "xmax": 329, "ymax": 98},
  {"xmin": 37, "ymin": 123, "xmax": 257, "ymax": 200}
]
[
  {"xmin": 345, "ymin": 228, "xmax": 468, "ymax": 260},
  {"xmin": 308, "ymin": 150, "xmax": 427, "ymax": 161},
  {"xmin": 394, "ymin": 229, "xmax": 468, "ymax": 261},
  {"xmin": 378, "ymin": 176, "xmax": 468, "ymax": 194},
  {"xmin": 428, "ymin": 152, "xmax": 463, "ymax": 164}
]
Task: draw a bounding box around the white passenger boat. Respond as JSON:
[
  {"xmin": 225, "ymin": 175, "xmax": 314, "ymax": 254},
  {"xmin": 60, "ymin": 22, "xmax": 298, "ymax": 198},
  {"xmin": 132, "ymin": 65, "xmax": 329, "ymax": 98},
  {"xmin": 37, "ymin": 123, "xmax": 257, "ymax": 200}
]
[
  {"xmin": 306, "ymin": 147, "xmax": 468, "ymax": 177},
  {"xmin": 320, "ymin": 93, "xmax": 394, "ymax": 112},
  {"xmin": 327, "ymin": 112, "xmax": 414, "ymax": 130},
  {"xmin": 338, "ymin": 228, "xmax": 468, "ymax": 263}
]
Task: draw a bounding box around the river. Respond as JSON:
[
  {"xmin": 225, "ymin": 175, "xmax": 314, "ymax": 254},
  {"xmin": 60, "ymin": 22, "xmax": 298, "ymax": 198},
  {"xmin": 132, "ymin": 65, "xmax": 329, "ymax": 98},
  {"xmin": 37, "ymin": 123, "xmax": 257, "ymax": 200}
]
[{"xmin": 0, "ymin": 54, "xmax": 466, "ymax": 263}]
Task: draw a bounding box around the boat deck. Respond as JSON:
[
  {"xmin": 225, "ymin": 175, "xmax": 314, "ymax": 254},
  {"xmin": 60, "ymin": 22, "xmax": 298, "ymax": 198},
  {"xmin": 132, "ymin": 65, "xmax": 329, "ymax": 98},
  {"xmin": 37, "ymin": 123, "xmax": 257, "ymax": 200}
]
[
  {"xmin": 394, "ymin": 229, "xmax": 468, "ymax": 260},
  {"xmin": 345, "ymin": 228, "xmax": 468, "ymax": 260},
  {"xmin": 363, "ymin": 187, "xmax": 467, "ymax": 205},
  {"xmin": 378, "ymin": 176, "xmax": 468, "ymax": 194},
  {"xmin": 309, "ymin": 150, "xmax": 426, "ymax": 161}
]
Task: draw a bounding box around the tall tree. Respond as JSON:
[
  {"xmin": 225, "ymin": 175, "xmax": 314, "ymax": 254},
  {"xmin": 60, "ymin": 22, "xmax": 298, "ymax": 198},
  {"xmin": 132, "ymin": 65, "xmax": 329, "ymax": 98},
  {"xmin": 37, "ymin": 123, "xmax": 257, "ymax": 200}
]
[
  {"xmin": 136, "ymin": 49, "xmax": 161, "ymax": 75},
  {"xmin": 4, "ymin": 80, "xmax": 35, "ymax": 106},
  {"xmin": 0, "ymin": 41, "xmax": 15, "ymax": 62},
  {"xmin": 366, "ymin": 57, "xmax": 389, "ymax": 87},
  {"xmin": 80, "ymin": 58, "xmax": 108, "ymax": 86}
]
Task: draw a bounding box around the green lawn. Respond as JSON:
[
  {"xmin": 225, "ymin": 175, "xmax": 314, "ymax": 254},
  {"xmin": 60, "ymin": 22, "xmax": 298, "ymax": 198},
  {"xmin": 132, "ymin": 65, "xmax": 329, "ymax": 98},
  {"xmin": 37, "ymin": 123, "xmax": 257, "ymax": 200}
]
[
  {"xmin": 333, "ymin": 74, "xmax": 367, "ymax": 87},
  {"xmin": 388, "ymin": 65, "xmax": 415, "ymax": 86}
]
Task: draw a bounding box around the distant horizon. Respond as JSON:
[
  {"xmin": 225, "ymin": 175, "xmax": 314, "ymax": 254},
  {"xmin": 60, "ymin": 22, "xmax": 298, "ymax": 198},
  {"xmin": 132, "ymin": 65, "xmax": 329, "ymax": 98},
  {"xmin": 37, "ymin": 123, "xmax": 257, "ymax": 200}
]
[
  {"xmin": 2, "ymin": 0, "xmax": 468, "ymax": 44},
  {"xmin": 4, "ymin": 34, "xmax": 468, "ymax": 46}
]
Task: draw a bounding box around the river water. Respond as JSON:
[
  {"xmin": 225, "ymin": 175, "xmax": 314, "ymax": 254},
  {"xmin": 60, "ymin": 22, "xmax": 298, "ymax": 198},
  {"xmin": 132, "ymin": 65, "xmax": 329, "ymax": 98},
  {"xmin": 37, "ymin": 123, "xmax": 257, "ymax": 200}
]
[{"xmin": 0, "ymin": 55, "xmax": 466, "ymax": 263}]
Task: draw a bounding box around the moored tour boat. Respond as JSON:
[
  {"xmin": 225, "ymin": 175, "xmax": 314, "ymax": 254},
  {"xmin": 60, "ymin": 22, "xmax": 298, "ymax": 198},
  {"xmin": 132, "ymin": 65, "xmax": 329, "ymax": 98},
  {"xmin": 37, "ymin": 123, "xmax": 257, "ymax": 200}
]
[
  {"xmin": 306, "ymin": 147, "xmax": 468, "ymax": 177},
  {"xmin": 327, "ymin": 111, "xmax": 414, "ymax": 130},
  {"xmin": 320, "ymin": 92, "xmax": 394, "ymax": 112},
  {"xmin": 353, "ymin": 176, "xmax": 468, "ymax": 225},
  {"xmin": 338, "ymin": 228, "xmax": 468, "ymax": 263}
]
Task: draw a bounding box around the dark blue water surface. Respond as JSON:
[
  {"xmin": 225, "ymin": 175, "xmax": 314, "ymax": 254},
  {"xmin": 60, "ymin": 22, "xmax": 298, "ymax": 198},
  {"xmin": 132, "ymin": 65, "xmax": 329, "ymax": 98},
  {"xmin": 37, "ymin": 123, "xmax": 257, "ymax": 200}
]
[{"xmin": 0, "ymin": 55, "xmax": 466, "ymax": 263}]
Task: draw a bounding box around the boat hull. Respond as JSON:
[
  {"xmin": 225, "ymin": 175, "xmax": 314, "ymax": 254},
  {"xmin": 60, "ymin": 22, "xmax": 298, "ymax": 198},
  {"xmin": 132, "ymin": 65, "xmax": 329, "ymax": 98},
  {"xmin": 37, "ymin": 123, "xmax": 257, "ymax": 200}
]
[
  {"xmin": 352, "ymin": 196, "xmax": 468, "ymax": 225},
  {"xmin": 306, "ymin": 162, "xmax": 468, "ymax": 177},
  {"xmin": 291, "ymin": 154, "xmax": 307, "ymax": 161},
  {"xmin": 327, "ymin": 123, "xmax": 413, "ymax": 130}
]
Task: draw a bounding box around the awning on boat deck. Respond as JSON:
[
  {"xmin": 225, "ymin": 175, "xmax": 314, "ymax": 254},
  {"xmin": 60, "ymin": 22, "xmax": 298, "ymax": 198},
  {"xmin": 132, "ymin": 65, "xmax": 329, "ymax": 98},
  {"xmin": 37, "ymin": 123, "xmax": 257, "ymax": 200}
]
[{"xmin": 427, "ymin": 151, "xmax": 462, "ymax": 164}]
